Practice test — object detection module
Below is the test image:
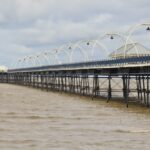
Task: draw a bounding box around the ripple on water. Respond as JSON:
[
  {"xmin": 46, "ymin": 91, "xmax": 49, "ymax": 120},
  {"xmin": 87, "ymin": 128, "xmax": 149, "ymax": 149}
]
[
  {"xmin": 0, "ymin": 84, "xmax": 150, "ymax": 150},
  {"xmin": 115, "ymin": 129, "xmax": 150, "ymax": 133}
]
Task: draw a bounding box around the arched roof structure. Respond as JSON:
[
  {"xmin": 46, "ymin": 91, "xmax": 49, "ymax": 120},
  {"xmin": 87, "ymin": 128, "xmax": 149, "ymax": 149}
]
[{"xmin": 109, "ymin": 43, "xmax": 150, "ymax": 59}]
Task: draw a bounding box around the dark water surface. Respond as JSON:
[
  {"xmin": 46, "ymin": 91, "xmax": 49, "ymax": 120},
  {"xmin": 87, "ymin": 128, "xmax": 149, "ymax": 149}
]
[{"xmin": 0, "ymin": 84, "xmax": 150, "ymax": 150}]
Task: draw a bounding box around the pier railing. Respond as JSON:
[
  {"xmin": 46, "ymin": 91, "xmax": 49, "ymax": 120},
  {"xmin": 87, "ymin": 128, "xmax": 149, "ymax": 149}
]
[{"xmin": 8, "ymin": 55, "xmax": 150, "ymax": 73}]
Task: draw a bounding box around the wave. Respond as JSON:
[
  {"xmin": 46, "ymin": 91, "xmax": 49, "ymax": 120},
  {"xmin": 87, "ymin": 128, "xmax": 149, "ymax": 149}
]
[{"xmin": 115, "ymin": 129, "xmax": 150, "ymax": 133}]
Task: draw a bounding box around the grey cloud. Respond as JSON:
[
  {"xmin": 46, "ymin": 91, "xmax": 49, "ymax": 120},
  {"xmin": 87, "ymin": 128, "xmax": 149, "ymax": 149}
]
[{"xmin": 0, "ymin": 0, "xmax": 149, "ymax": 67}]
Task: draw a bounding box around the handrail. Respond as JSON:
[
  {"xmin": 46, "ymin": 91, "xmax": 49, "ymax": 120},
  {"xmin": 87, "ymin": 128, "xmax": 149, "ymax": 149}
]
[{"xmin": 8, "ymin": 55, "xmax": 150, "ymax": 73}]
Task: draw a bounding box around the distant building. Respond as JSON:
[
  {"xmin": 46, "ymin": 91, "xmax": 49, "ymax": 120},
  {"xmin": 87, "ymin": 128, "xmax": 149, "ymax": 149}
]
[
  {"xmin": 109, "ymin": 43, "xmax": 150, "ymax": 59},
  {"xmin": 0, "ymin": 66, "xmax": 8, "ymax": 72}
]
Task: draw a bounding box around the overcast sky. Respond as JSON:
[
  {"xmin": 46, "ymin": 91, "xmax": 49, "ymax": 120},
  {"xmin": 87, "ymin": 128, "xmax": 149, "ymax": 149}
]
[{"xmin": 0, "ymin": 0, "xmax": 149, "ymax": 67}]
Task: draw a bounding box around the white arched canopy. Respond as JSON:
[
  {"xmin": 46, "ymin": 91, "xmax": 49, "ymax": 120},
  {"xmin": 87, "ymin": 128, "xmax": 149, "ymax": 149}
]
[{"xmin": 12, "ymin": 20, "xmax": 150, "ymax": 69}]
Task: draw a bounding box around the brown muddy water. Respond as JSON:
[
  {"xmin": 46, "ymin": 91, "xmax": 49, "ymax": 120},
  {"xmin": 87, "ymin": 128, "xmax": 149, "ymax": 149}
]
[{"xmin": 0, "ymin": 84, "xmax": 150, "ymax": 150}]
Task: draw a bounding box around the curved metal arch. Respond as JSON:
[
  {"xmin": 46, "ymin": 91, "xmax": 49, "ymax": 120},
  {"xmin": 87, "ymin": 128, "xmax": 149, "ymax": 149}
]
[
  {"xmin": 22, "ymin": 56, "xmax": 29, "ymax": 68},
  {"xmin": 12, "ymin": 58, "xmax": 22, "ymax": 69},
  {"xmin": 97, "ymin": 32, "xmax": 139, "ymax": 59},
  {"xmin": 58, "ymin": 44, "xmax": 72, "ymax": 63},
  {"xmin": 31, "ymin": 54, "xmax": 42, "ymax": 67},
  {"xmin": 17, "ymin": 59, "xmax": 23, "ymax": 68},
  {"xmin": 42, "ymin": 49, "xmax": 61, "ymax": 65},
  {"xmin": 88, "ymin": 39, "xmax": 109, "ymax": 60},
  {"xmin": 70, "ymin": 40, "xmax": 89, "ymax": 62},
  {"xmin": 126, "ymin": 20, "xmax": 150, "ymax": 36},
  {"xmin": 17, "ymin": 56, "xmax": 27, "ymax": 68},
  {"xmin": 13, "ymin": 52, "xmax": 51, "ymax": 68},
  {"xmin": 106, "ymin": 32, "xmax": 138, "ymax": 59},
  {"xmin": 16, "ymin": 55, "xmax": 38, "ymax": 68},
  {"xmin": 26, "ymin": 55, "xmax": 40, "ymax": 67},
  {"xmin": 125, "ymin": 21, "xmax": 150, "ymax": 53},
  {"xmin": 40, "ymin": 52, "xmax": 53, "ymax": 65},
  {"xmin": 124, "ymin": 21, "xmax": 150, "ymax": 58}
]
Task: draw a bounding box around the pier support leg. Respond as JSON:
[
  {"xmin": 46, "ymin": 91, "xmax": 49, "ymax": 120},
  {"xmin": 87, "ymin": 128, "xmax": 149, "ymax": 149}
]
[
  {"xmin": 92, "ymin": 73, "xmax": 99, "ymax": 100},
  {"xmin": 107, "ymin": 75, "xmax": 112, "ymax": 102},
  {"xmin": 123, "ymin": 74, "xmax": 130, "ymax": 107},
  {"xmin": 142, "ymin": 75, "xmax": 146, "ymax": 105},
  {"xmin": 139, "ymin": 75, "xmax": 143, "ymax": 101},
  {"xmin": 126, "ymin": 74, "xmax": 130, "ymax": 107},
  {"xmin": 136, "ymin": 75, "xmax": 140, "ymax": 100},
  {"xmin": 147, "ymin": 75, "xmax": 149, "ymax": 107}
]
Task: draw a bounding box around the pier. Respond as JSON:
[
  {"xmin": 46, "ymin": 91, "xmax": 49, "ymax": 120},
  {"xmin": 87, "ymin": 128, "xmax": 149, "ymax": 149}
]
[
  {"xmin": 0, "ymin": 21, "xmax": 150, "ymax": 107},
  {"xmin": 0, "ymin": 55, "xmax": 150, "ymax": 107}
]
